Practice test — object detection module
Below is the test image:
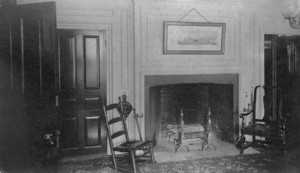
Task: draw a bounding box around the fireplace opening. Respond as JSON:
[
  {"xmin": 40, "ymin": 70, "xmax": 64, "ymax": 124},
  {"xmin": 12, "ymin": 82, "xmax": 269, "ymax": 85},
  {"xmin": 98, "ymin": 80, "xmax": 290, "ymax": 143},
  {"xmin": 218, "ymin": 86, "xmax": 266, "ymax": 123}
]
[{"xmin": 144, "ymin": 74, "xmax": 239, "ymax": 147}]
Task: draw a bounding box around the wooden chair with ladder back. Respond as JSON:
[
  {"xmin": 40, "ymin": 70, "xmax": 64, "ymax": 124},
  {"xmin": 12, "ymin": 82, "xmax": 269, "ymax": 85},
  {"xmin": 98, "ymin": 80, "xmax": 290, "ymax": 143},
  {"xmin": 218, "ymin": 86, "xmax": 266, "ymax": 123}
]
[{"xmin": 99, "ymin": 95, "xmax": 155, "ymax": 173}]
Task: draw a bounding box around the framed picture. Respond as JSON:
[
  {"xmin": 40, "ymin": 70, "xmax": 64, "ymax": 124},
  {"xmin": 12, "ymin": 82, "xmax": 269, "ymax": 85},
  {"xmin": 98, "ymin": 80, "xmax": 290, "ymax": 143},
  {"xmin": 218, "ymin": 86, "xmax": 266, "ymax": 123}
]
[{"xmin": 163, "ymin": 21, "xmax": 226, "ymax": 54}]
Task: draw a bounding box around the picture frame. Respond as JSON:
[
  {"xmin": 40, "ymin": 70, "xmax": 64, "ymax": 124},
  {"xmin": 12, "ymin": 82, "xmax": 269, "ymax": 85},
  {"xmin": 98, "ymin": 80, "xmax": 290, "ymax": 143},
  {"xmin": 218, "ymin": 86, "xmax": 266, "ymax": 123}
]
[{"xmin": 163, "ymin": 21, "xmax": 226, "ymax": 54}]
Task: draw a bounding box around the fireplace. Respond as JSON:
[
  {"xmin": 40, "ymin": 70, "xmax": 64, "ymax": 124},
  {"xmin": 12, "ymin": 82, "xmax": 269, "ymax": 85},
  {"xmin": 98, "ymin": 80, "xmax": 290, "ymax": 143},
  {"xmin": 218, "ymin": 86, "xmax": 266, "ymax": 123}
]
[{"xmin": 144, "ymin": 74, "xmax": 239, "ymax": 146}]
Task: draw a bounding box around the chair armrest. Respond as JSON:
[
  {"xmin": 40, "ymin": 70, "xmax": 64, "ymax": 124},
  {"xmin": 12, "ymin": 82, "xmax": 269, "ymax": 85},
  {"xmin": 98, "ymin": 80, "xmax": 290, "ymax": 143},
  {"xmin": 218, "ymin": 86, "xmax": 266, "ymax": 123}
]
[
  {"xmin": 239, "ymin": 110, "xmax": 253, "ymax": 118},
  {"xmin": 279, "ymin": 116, "xmax": 286, "ymax": 122},
  {"xmin": 240, "ymin": 109, "xmax": 254, "ymax": 129}
]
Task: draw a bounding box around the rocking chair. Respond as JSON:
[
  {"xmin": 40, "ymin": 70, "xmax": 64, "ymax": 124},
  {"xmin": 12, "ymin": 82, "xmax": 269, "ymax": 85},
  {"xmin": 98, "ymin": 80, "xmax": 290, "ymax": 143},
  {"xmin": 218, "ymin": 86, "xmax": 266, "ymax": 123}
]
[
  {"xmin": 237, "ymin": 85, "xmax": 286, "ymax": 154},
  {"xmin": 99, "ymin": 95, "xmax": 155, "ymax": 173}
]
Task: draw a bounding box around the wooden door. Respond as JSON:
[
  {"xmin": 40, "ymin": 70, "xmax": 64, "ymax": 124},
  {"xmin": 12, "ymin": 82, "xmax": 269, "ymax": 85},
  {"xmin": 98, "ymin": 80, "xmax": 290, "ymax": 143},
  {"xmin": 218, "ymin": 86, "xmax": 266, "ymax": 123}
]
[
  {"xmin": 283, "ymin": 37, "xmax": 300, "ymax": 148},
  {"xmin": 264, "ymin": 35, "xmax": 300, "ymax": 149},
  {"xmin": 57, "ymin": 30, "xmax": 107, "ymax": 156},
  {"xmin": 0, "ymin": 2, "xmax": 57, "ymax": 167}
]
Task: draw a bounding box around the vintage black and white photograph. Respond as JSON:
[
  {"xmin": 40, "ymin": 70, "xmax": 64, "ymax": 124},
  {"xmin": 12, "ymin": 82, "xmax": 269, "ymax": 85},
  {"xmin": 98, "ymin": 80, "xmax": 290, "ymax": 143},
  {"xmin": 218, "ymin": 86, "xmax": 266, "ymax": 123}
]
[{"xmin": 1, "ymin": 0, "xmax": 300, "ymax": 173}]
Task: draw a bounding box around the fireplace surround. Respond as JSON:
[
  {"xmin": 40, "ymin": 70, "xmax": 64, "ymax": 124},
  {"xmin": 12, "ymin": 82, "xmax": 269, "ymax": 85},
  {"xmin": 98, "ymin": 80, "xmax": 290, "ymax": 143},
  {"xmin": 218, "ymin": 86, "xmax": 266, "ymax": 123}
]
[{"xmin": 144, "ymin": 74, "xmax": 239, "ymax": 145}]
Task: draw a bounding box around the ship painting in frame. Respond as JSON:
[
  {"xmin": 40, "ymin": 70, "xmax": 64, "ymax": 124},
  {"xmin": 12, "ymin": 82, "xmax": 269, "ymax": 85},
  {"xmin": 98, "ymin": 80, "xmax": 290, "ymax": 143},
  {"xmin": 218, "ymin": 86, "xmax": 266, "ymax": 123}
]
[{"xmin": 163, "ymin": 21, "xmax": 226, "ymax": 54}]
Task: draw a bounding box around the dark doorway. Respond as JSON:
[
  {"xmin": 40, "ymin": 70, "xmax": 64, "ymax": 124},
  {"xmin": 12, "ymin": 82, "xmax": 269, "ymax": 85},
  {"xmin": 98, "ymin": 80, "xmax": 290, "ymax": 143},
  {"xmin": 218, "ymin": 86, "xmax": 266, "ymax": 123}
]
[{"xmin": 264, "ymin": 34, "xmax": 300, "ymax": 149}]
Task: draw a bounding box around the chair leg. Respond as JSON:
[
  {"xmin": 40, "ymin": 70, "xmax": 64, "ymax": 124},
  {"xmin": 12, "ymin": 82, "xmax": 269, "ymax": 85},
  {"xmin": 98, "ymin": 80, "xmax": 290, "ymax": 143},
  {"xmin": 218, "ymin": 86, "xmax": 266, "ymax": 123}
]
[
  {"xmin": 281, "ymin": 133, "xmax": 286, "ymax": 154},
  {"xmin": 111, "ymin": 151, "xmax": 117, "ymax": 170},
  {"xmin": 149, "ymin": 144, "xmax": 156, "ymax": 163},
  {"xmin": 130, "ymin": 151, "xmax": 137, "ymax": 173},
  {"xmin": 174, "ymin": 139, "xmax": 181, "ymax": 153},
  {"xmin": 279, "ymin": 139, "xmax": 286, "ymax": 154},
  {"xmin": 240, "ymin": 136, "xmax": 245, "ymax": 154}
]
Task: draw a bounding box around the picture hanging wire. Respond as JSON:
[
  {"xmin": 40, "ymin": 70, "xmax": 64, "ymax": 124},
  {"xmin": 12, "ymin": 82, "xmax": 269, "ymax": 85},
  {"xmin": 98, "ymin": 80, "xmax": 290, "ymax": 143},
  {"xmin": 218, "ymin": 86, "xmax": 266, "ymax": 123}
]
[{"xmin": 178, "ymin": 8, "xmax": 210, "ymax": 23}]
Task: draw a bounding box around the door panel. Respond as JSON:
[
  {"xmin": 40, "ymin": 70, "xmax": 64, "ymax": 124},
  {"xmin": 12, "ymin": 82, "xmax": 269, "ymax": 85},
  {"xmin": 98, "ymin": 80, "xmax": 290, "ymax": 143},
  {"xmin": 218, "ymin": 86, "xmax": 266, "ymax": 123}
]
[
  {"xmin": 85, "ymin": 116, "xmax": 101, "ymax": 146},
  {"xmin": 0, "ymin": 2, "xmax": 57, "ymax": 167},
  {"xmin": 60, "ymin": 117, "xmax": 78, "ymax": 149},
  {"xmin": 84, "ymin": 36, "xmax": 100, "ymax": 89},
  {"xmin": 58, "ymin": 30, "xmax": 106, "ymax": 156},
  {"xmin": 59, "ymin": 35, "xmax": 76, "ymax": 91}
]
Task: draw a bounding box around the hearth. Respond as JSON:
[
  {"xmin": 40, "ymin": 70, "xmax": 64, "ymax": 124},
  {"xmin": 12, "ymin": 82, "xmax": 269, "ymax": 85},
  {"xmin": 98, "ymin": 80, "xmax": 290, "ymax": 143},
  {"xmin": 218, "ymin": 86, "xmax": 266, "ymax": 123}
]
[{"xmin": 144, "ymin": 74, "xmax": 239, "ymax": 148}]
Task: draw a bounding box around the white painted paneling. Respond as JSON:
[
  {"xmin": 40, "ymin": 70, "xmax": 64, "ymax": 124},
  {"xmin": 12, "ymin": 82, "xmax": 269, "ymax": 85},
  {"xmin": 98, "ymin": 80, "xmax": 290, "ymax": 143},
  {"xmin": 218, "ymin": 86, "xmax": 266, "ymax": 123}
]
[
  {"xmin": 132, "ymin": 0, "xmax": 295, "ymax": 138},
  {"xmin": 17, "ymin": 0, "xmax": 297, "ymax": 141}
]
